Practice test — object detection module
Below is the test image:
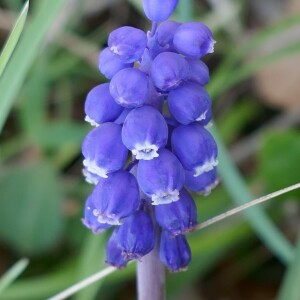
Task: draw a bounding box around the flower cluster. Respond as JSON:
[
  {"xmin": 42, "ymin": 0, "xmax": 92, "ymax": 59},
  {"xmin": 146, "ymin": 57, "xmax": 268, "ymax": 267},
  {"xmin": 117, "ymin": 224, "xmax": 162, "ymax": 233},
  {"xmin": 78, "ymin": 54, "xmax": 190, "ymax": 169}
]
[{"xmin": 82, "ymin": 0, "xmax": 219, "ymax": 272}]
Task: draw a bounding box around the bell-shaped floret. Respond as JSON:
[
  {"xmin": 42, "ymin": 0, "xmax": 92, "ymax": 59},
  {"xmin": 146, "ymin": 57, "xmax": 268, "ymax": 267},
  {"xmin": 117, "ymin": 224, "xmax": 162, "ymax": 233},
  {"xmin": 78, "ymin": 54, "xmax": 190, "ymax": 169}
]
[
  {"xmin": 159, "ymin": 230, "xmax": 191, "ymax": 272},
  {"xmin": 91, "ymin": 170, "xmax": 140, "ymax": 225},
  {"xmin": 122, "ymin": 106, "xmax": 168, "ymax": 160},
  {"xmin": 82, "ymin": 123, "xmax": 128, "ymax": 178},
  {"xmin": 185, "ymin": 168, "xmax": 219, "ymax": 195},
  {"xmin": 186, "ymin": 58, "xmax": 210, "ymax": 85},
  {"xmin": 105, "ymin": 229, "xmax": 130, "ymax": 269},
  {"xmin": 168, "ymin": 82, "xmax": 212, "ymax": 125},
  {"xmin": 98, "ymin": 47, "xmax": 133, "ymax": 79},
  {"xmin": 82, "ymin": 195, "xmax": 112, "ymax": 233},
  {"xmin": 115, "ymin": 210, "xmax": 155, "ymax": 260},
  {"xmin": 108, "ymin": 26, "xmax": 147, "ymax": 63},
  {"xmin": 110, "ymin": 68, "xmax": 149, "ymax": 108},
  {"xmin": 151, "ymin": 52, "xmax": 190, "ymax": 91},
  {"xmin": 172, "ymin": 123, "xmax": 218, "ymax": 176},
  {"xmin": 84, "ymin": 83, "xmax": 123, "ymax": 126},
  {"xmin": 142, "ymin": 0, "xmax": 179, "ymax": 22},
  {"xmin": 155, "ymin": 189, "xmax": 197, "ymax": 235},
  {"xmin": 137, "ymin": 149, "xmax": 185, "ymax": 205},
  {"xmin": 173, "ymin": 22, "xmax": 216, "ymax": 58}
]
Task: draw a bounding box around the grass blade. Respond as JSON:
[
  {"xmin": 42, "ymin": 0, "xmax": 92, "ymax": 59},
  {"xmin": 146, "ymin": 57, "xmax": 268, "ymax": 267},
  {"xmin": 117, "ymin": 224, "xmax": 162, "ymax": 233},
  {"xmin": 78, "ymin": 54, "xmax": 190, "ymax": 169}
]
[
  {"xmin": 0, "ymin": 259, "xmax": 29, "ymax": 295},
  {"xmin": 277, "ymin": 234, "xmax": 300, "ymax": 300},
  {"xmin": 0, "ymin": 1, "xmax": 29, "ymax": 77},
  {"xmin": 0, "ymin": 0, "xmax": 68, "ymax": 133}
]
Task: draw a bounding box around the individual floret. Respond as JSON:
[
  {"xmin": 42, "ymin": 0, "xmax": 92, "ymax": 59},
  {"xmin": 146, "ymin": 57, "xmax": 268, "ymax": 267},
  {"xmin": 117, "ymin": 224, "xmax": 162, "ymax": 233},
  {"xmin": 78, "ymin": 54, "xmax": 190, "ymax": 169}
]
[
  {"xmin": 82, "ymin": 123, "xmax": 128, "ymax": 178},
  {"xmin": 122, "ymin": 106, "xmax": 168, "ymax": 160},
  {"xmin": 172, "ymin": 123, "xmax": 218, "ymax": 176}
]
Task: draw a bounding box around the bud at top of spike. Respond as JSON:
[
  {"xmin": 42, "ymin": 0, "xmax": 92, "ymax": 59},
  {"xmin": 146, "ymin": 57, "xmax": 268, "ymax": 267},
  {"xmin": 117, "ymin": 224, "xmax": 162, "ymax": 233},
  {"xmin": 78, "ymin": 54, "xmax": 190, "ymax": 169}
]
[{"xmin": 142, "ymin": 0, "xmax": 179, "ymax": 22}]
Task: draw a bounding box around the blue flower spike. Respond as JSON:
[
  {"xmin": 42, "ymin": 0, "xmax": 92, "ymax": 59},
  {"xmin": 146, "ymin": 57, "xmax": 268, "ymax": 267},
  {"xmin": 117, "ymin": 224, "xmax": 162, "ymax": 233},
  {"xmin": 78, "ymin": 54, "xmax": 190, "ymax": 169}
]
[
  {"xmin": 122, "ymin": 106, "xmax": 168, "ymax": 160},
  {"xmin": 137, "ymin": 148, "xmax": 185, "ymax": 205},
  {"xmin": 82, "ymin": 123, "xmax": 128, "ymax": 178},
  {"xmin": 82, "ymin": 0, "xmax": 217, "ymax": 272},
  {"xmin": 142, "ymin": 0, "xmax": 179, "ymax": 22},
  {"xmin": 172, "ymin": 123, "xmax": 218, "ymax": 177},
  {"xmin": 155, "ymin": 188, "xmax": 197, "ymax": 235},
  {"xmin": 91, "ymin": 170, "xmax": 140, "ymax": 225},
  {"xmin": 108, "ymin": 26, "xmax": 147, "ymax": 63},
  {"xmin": 160, "ymin": 230, "xmax": 191, "ymax": 272}
]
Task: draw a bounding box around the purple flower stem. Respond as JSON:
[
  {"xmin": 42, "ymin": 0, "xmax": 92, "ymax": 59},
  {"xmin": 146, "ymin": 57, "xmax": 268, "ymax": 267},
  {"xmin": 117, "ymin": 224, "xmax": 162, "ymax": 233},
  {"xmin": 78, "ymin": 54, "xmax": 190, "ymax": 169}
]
[{"xmin": 137, "ymin": 207, "xmax": 165, "ymax": 300}]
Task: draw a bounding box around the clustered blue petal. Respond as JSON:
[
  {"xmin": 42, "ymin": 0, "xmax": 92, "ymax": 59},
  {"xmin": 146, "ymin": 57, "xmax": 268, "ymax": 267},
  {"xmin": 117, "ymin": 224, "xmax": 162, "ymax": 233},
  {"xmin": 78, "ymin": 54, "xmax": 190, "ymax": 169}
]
[{"xmin": 81, "ymin": 1, "xmax": 218, "ymax": 273}]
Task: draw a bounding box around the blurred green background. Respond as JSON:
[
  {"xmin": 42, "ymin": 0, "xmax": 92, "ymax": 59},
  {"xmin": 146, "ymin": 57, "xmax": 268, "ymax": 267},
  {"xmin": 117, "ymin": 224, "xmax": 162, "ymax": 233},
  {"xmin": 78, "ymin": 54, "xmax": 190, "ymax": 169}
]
[{"xmin": 0, "ymin": 0, "xmax": 300, "ymax": 299}]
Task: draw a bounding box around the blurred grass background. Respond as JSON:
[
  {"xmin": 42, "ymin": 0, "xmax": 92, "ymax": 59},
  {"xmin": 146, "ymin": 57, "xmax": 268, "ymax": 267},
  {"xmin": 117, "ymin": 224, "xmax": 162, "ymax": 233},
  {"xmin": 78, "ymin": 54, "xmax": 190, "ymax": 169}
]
[{"xmin": 0, "ymin": 0, "xmax": 300, "ymax": 299}]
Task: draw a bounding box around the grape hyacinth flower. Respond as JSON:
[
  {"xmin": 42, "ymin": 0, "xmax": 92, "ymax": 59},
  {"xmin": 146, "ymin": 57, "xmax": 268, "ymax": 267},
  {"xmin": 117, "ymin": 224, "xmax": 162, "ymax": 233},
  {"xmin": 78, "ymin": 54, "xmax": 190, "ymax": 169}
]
[
  {"xmin": 90, "ymin": 170, "xmax": 140, "ymax": 225},
  {"xmin": 168, "ymin": 82, "xmax": 212, "ymax": 125},
  {"xmin": 122, "ymin": 106, "xmax": 168, "ymax": 160},
  {"xmin": 81, "ymin": 0, "xmax": 218, "ymax": 277},
  {"xmin": 84, "ymin": 83, "xmax": 123, "ymax": 126},
  {"xmin": 82, "ymin": 123, "xmax": 128, "ymax": 178},
  {"xmin": 160, "ymin": 230, "xmax": 191, "ymax": 272},
  {"xmin": 137, "ymin": 149, "xmax": 185, "ymax": 204},
  {"xmin": 155, "ymin": 188, "xmax": 197, "ymax": 235},
  {"xmin": 172, "ymin": 123, "xmax": 218, "ymax": 176}
]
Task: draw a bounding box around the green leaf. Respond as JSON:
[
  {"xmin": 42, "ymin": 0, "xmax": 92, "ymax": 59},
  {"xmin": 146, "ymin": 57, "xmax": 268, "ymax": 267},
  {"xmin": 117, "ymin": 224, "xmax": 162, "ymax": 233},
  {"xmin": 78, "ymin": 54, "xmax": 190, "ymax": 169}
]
[
  {"xmin": 258, "ymin": 130, "xmax": 300, "ymax": 194},
  {"xmin": 0, "ymin": 162, "xmax": 64, "ymax": 254},
  {"xmin": 0, "ymin": 1, "xmax": 29, "ymax": 77},
  {"xmin": 0, "ymin": 259, "xmax": 29, "ymax": 295},
  {"xmin": 0, "ymin": 0, "xmax": 68, "ymax": 133}
]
